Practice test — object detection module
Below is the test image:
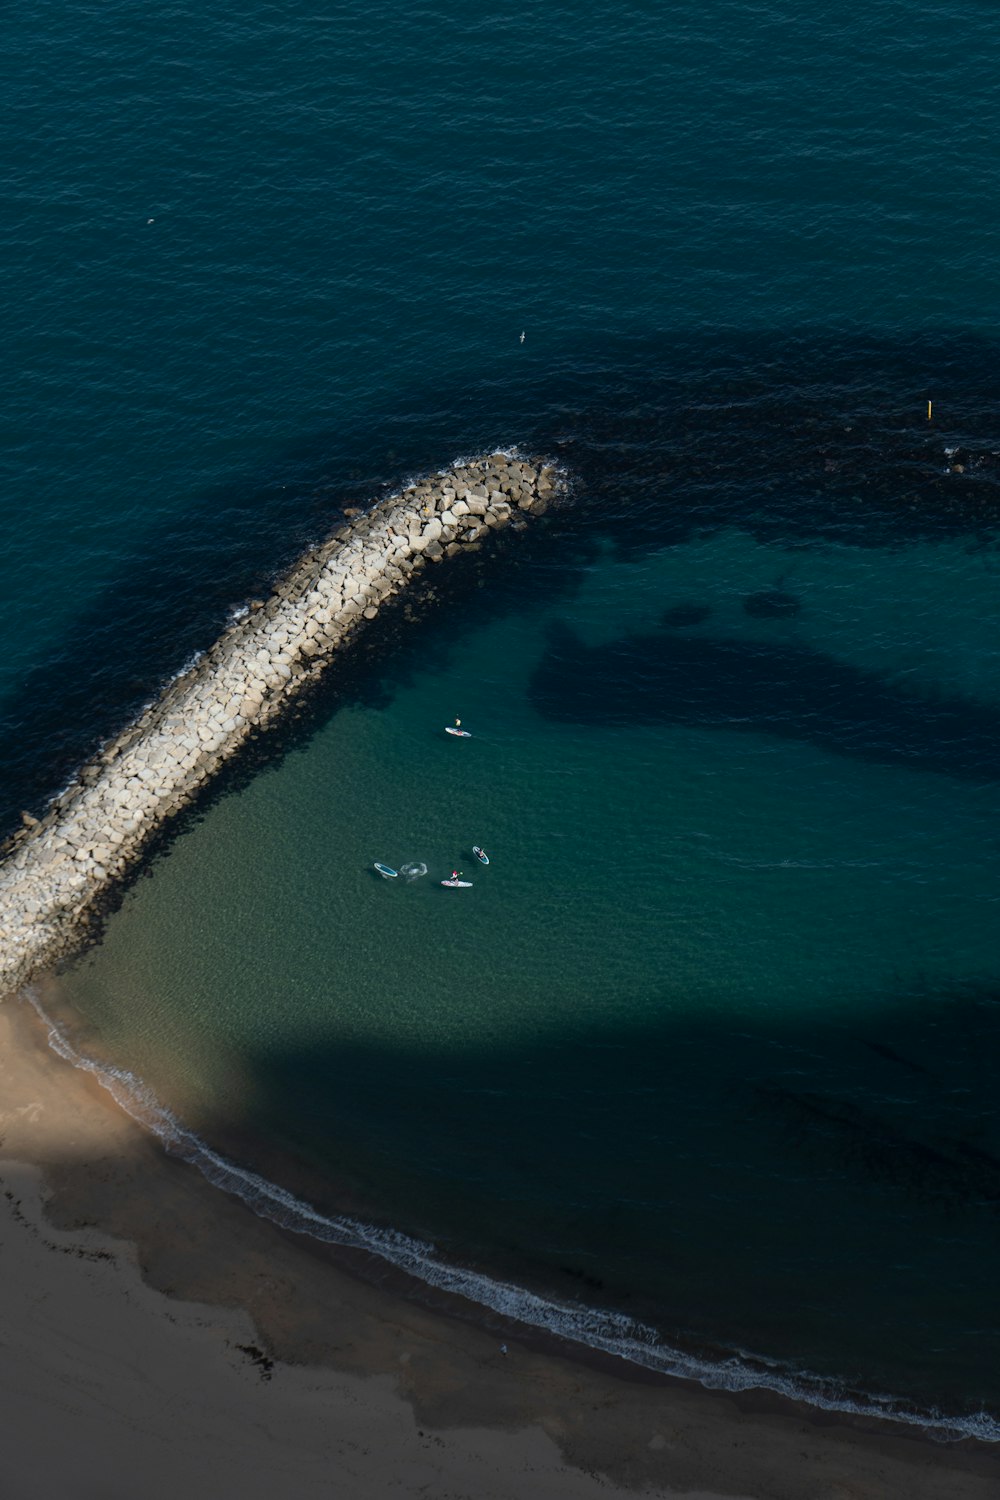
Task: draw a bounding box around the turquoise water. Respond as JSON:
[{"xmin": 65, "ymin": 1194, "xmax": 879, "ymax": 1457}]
[{"xmin": 9, "ymin": 0, "xmax": 1000, "ymax": 1431}]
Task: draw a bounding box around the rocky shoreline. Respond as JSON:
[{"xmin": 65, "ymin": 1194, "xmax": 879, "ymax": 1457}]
[{"xmin": 0, "ymin": 451, "xmax": 560, "ymax": 995}]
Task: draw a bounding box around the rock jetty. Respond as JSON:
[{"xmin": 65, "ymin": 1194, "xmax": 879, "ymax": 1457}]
[{"xmin": 0, "ymin": 452, "xmax": 561, "ymax": 995}]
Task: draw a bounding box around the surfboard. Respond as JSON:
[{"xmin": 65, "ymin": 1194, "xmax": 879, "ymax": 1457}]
[
  {"xmin": 472, "ymin": 846, "xmax": 490, "ymax": 865},
  {"xmin": 374, "ymin": 862, "xmax": 398, "ymax": 879},
  {"xmin": 445, "ymin": 727, "xmax": 472, "ymax": 737},
  {"xmin": 440, "ymin": 878, "xmax": 473, "ymax": 887}
]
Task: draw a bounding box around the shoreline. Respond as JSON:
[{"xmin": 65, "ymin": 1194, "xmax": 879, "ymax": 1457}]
[
  {"xmin": 28, "ymin": 976, "xmax": 1000, "ymax": 1445},
  {"xmin": 8, "ymin": 986, "xmax": 1000, "ymax": 1499},
  {"xmin": 2, "ymin": 456, "xmax": 998, "ymax": 1494}
]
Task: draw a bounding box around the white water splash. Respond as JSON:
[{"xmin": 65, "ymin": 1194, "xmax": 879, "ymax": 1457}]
[{"xmin": 21, "ymin": 987, "xmax": 1000, "ymax": 1444}]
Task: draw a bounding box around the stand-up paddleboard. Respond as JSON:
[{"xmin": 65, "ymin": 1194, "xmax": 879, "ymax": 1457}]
[
  {"xmin": 374, "ymin": 862, "xmax": 398, "ymax": 879},
  {"xmin": 445, "ymin": 726, "xmax": 471, "ymax": 738},
  {"xmin": 472, "ymin": 846, "xmax": 490, "ymax": 865},
  {"xmin": 440, "ymin": 878, "xmax": 473, "ymax": 887}
]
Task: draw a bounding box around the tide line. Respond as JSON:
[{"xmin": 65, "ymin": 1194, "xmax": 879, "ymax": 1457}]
[{"xmin": 22, "ymin": 987, "xmax": 1000, "ymax": 1445}]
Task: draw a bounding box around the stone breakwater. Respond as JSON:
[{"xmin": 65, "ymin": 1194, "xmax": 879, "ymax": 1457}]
[{"xmin": 0, "ymin": 452, "xmax": 561, "ymax": 996}]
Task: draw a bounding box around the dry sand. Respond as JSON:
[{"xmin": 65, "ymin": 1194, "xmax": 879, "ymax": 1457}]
[{"xmin": 1, "ymin": 994, "xmax": 998, "ymax": 1500}]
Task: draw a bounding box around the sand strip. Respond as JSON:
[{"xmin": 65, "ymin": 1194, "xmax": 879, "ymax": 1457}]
[{"xmin": 1, "ymin": 994, "xmax": 998, "ymax": 1500}]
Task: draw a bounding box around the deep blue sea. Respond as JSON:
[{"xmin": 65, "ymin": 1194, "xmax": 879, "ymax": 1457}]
[{"xmin": 9, "ymin": 0, "xmax": 1000, "ymax": 1435}]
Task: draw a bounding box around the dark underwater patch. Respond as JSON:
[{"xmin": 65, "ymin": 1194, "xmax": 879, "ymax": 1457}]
[
  {"xmin": 757, "ymin": 1083, "xmax": 1000, "ymax": 1215},
  {"xmin": 862, "ymin": 1039, "xmax": 929, "ymax": 1076},
  {"xmin": 662, "ymin": 602, "xmax": 714, "ymax": 627},
  {"xmin": 743, "ymin": 589, "xmax": 802, "ymax": 619},
  {"xmin": 4, "ymin": 330, "xmax": 1000, "ymax": 837},
  {"xmin": 529, "ymin": 620, "xmax": 1000, "ymax": 782}
]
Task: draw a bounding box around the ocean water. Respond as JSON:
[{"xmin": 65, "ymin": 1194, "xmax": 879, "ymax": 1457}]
[{"xmin": 9, "ymin": 0, "xmax": 1000, "ymax": 1433}]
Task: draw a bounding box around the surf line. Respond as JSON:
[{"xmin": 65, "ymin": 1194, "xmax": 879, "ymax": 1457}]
[
  {"xmin": 0, "ymin": 452, "xmax": 562, "ymax": 995},
  {"xmin": 23, "ymin": 986, "xmax": 1000, "ymax": 1445}
]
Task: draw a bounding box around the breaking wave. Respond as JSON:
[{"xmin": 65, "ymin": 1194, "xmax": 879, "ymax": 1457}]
[{"xmin": 23, "ymin": 986, "xmax": 1000, "ymax": 1444}]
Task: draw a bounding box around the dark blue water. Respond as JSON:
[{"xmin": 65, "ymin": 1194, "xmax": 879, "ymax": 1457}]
[{"xmin": 10, "ymin": 0, "xmax": 1000, "ymax": 1435}]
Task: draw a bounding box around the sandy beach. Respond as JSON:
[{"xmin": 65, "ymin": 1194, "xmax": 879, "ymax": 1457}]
[{"xmin": 0, "ymin": 994, "xmax": 998, "ymax": 1499}]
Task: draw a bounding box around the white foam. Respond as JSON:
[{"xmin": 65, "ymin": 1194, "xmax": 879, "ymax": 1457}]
[
  {"xmin": 163, "ymin": 646, "xmax": 207, "ymax": 687},
  {"xmin": 22, "ymin": 987, "xmax": 1000, "ymax": 1444}
]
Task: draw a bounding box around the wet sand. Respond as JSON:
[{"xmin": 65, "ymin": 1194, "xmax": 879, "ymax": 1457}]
[{"xmin": 1, "ymin": 993, "xmax": 998, "ymax": 1500}]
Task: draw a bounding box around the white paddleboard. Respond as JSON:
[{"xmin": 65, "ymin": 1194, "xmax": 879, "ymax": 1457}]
[
  {"xmin": 440, "ymin": 878, "xmax": 473, "ymax": 887},
  {"xmin": 445, "ymin": 727, "xmax": 472, "ymax": 737}
]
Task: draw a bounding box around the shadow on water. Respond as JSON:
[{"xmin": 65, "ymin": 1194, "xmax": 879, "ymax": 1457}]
[
  {"xmin": 106, "ymin": 971, "xmax": 1000, "ymax": 1416},
  {"xmin": 13, "ymin": 331, "xmax": 1000, "ymax": 1440},
  {"xmin": 4, "ymin": 328, "xmax": 1000, "ymax": 833},
  {"xmin": 529, "ymin": 619, "xmax": 1000, "ymax": 782},
  {"xmin": 18, "ymin": 971, "xmax": 1000, "ymax": 1472}
]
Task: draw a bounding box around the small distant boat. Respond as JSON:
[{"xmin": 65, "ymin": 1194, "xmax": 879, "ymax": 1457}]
[
  {"xmin": 445, "ymin": 726, "xmax": 472, "ymax": 738},
  {"xmin": 374, "ymin": 862, "xmax": 398, "ymax": 879},
  {"xmin": 441, "ymin": 877, "xmax": 473, "ymax": 888},
  {"xmin": 472, "ymin": 846, "xmax": 489, "ymax": 865}
]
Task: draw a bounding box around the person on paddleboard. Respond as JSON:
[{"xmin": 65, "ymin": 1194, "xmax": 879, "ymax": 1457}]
[
  {"xmin": 454, "ymin": 718, "xmax": 462, "ymax": 729},
  {"xmin": 451, "ymin": 869, "xmax": 460, "ymax": 880}
]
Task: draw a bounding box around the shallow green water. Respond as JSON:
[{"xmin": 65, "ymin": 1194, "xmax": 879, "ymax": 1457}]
[
  {"xmin": 10, "ymin": 0, "xmax": 1000, "ymax": 1433},
  {"xmin": 57, "ymin": 524, "xmax": 1000, "ymax": 1422}
]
